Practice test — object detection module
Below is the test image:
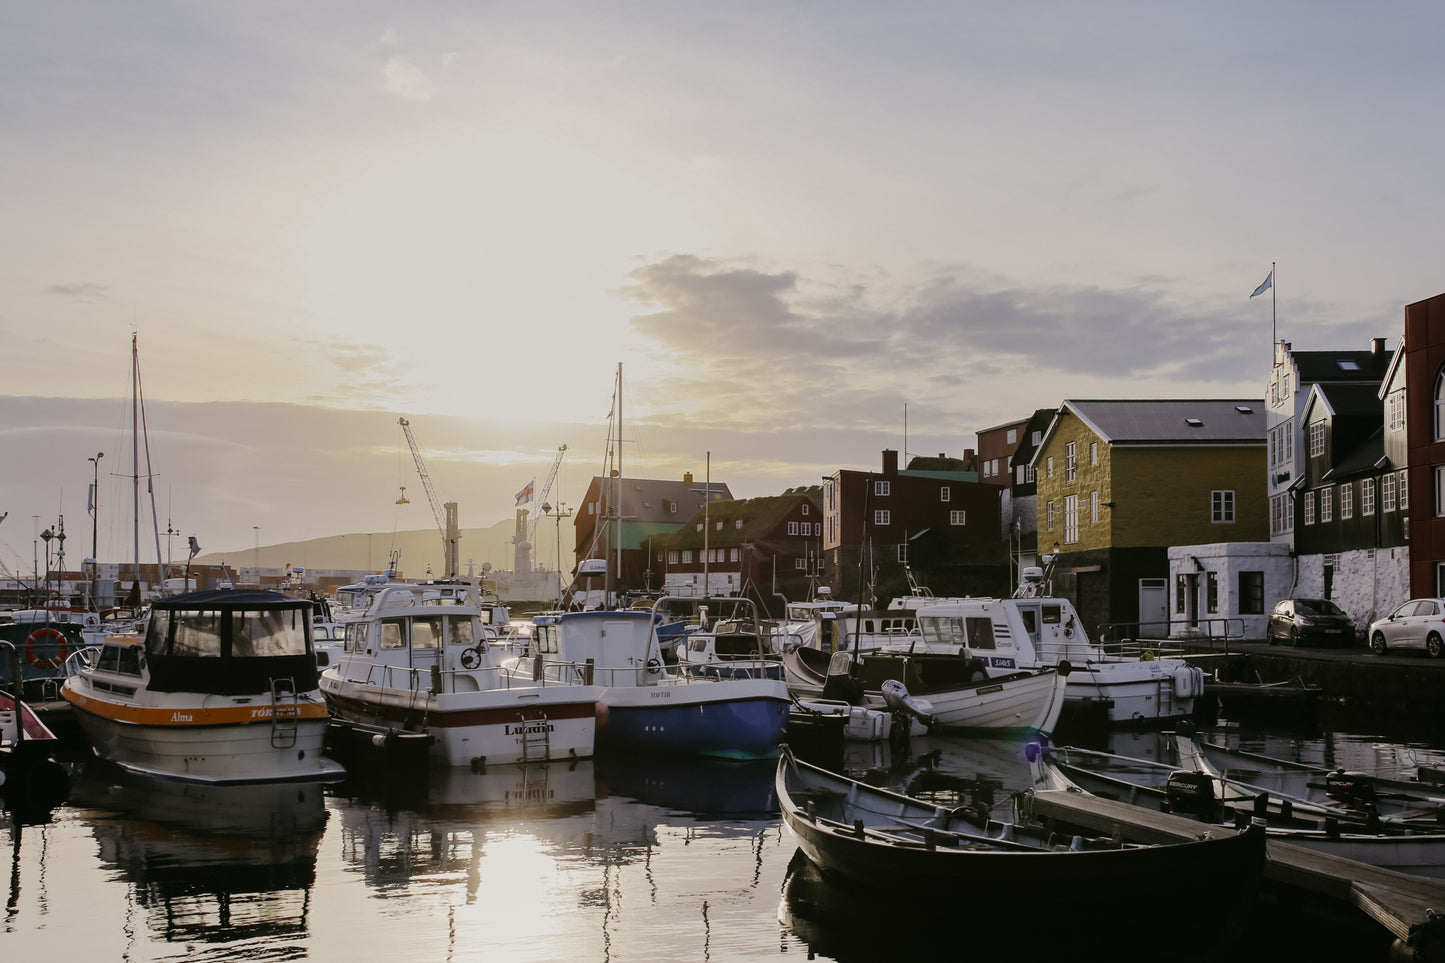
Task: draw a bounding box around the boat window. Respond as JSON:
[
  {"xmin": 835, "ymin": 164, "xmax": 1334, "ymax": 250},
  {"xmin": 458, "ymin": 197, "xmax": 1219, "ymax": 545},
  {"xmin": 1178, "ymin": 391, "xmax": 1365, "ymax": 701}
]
[
  {"xmin": 448, "ymin": 618, "xmax": 474, "ymax": 646},
  {"xmin": 965, "ymin": 617, "xmax": 997, "ymax": 650},
  {"xmin": 231, "ymin": 609, "xmax": 307, "ymax": 658},
  {"xmin": 534, "ymin": 624, "xmax": 557, "ymax": 654},
  {"xmin": 1020, "ymin": 610, "xmax": 1037, "ymax": 634},
  {"xmin": 345, "ymin": 623, "xmax": 368, "ymax": 653},
  {"xmin": 172, "ymin": 611, "xmax": 224, "ymax": 657},
  {"xmin": 117, "ymin": 645, "xmax": 143, "ymax": 675},
  {"xmin": 146, "ymin": 610, "xmax": 172, "ymax": 654},
  {"xmin": 1042, "ymin": 605, "xmax": 1062, "ymax": 625},
  {"xmin": 381, "ymin": 620, "xmax": 406, "ymax": 649},
  {"xmin": 918, "ymin": 616, "xmax": 965, "ymax": 646},
  {"xmin": 97, "ymin": 646, "xmax": 120, "ymax": 672},
  {"xmin": 413, "ymin": 616, "xmax": 443, "ymax": 650}
]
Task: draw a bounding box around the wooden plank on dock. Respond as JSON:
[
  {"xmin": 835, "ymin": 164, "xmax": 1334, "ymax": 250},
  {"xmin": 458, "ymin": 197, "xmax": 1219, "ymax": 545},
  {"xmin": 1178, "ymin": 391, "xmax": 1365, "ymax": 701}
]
[{"xmin": 1023, "ymin": 789, "xmax": 1445, "ymax": 959}]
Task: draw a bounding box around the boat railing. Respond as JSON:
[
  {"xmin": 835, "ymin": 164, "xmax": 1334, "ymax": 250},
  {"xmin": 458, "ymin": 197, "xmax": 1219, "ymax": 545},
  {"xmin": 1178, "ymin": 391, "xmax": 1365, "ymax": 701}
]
[{"xmin": 1034, "ymin": 637, "xmax": 1191, "ymax": 662}]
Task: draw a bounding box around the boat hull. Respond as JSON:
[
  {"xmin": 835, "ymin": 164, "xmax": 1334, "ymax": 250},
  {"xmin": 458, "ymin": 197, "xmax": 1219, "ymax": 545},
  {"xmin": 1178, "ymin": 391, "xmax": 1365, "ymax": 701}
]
[
  {"xmin": 321, "ymin": 672, "xmax": 599, "ymax": 767},
  {"xmin": 63, "ymin": 687, "xmax": 341, "ymax": 785},
  {"xmin": 596, "ymin": 678, "xmax": 790, "ymax": 759}
]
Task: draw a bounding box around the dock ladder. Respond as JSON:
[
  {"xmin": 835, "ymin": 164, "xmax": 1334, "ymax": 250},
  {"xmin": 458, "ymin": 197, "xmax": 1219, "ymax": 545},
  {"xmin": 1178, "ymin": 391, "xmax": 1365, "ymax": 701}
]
[{"xmin": 270, "ymin": 677, "xmax": 300, "ymax": 749}]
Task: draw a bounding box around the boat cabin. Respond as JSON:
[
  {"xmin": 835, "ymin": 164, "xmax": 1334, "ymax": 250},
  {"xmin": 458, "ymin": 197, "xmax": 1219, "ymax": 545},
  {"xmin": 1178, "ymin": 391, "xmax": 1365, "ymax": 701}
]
[
  {"xmin": 529, "ymin": 610, "xmax": 665, "ymax": 685},
  {"xmin": 138, "ymin": 589, "xmax": 320, "ymax": 695},
  {"xmin": 337, "ymin": 584, "xmax": 486, "ymax": 677},
  {"xmin": 912, "ymin": 596, "xmax": 1099, "ymax": 670}
]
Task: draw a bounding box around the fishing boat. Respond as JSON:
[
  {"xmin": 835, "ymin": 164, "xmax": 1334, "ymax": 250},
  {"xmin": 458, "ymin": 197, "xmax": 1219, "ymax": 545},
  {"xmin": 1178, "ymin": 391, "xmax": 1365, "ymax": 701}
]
[
  {"xmin": 783, "ymin": 644, "xmax": 1068, "ymax": 733},
  {"xmin": 903, "ymin": 569, "xmax": 1206, "ymax": 727},
  {"xmin": 776, "ymin": 745, "xmax": 1266, "ymax": 901},
  {"xmin": 61, "ymin": 589, "xmax": 346, "ymax": 784},
  {"xmin": 523, "ymin": 609, "xmax": 789, "ymax": 759},
  {"xmin": 320, "ymin": 581, "xmax": 600, "ymax": 768},
  {"xmin": 1028, "ymin": 740, "xmax": 1445, "ymax": 877}
]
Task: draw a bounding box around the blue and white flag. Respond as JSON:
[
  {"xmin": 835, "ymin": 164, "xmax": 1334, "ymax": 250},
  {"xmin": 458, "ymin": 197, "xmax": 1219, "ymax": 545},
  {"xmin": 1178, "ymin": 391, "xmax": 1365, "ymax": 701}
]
[{"xmin": 1251, "ymin": 270, "xmax": 1273, "ymax": 298}]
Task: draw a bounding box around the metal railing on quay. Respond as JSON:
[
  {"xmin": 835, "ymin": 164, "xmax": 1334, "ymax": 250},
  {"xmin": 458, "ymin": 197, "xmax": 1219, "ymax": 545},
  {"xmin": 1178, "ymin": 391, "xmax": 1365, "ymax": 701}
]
[{"xmin": 1095, "ymin": 617, "xmax": 1247, "ymax": 657}]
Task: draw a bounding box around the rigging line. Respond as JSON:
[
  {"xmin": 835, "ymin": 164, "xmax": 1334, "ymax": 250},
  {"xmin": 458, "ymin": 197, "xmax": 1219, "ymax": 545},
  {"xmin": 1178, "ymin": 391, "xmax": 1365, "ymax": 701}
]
[{"xmin": 135, "ymin": 338, "xmax": 166, "ymax": 576}]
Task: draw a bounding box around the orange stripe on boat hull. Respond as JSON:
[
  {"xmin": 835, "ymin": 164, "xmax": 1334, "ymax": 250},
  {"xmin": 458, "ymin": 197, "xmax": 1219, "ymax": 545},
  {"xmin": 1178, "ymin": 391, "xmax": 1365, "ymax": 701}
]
[{"xmin": 63, "ymin": 688, "xmax": 331, "ymax": 727}]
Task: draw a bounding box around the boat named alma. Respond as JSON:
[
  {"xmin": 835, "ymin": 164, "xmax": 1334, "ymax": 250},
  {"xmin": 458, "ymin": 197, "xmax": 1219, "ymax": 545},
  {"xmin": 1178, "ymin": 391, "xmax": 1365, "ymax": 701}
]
[{"xmin": 61, "ymin": 589, "xmax": 346, "ymax": 785}]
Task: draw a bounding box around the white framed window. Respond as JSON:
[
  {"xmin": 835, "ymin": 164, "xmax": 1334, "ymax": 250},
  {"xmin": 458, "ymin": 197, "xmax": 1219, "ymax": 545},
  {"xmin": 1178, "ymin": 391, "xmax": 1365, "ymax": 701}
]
[
  {"xmin": 1389, "ymin": 390, "xmax": 1405, "ymax": 432},
  {"xmin": 788, "ymin": 521, "xmax": 799, "ymax": 535},
  {"xmin": 682, "ymin": 550, "xmax": 694, "ymax": 564},
  {"xmin": 1309, "ymin": 422, "xmax": 1325, "ymax": 457},
  {"xmin": 940, "ymin": 486, "xmax": 951, "ymax": 502},
  {"xmin": 1341, "ymin": 482, "xmax": 1354, "ymax": 520},
  {"xmin": 1089, "ymin": 442, "xmax": 1098, "ymax": 466},
  {"xmin": 1321, "ymin": 488, "xmax": 1333, "ymax": 523},
  {"xmin": 1304, "ymin": 491, "xmax": 1315, "ymax": 525},
  {"xmin": 1362, "ymin": 479, "xmax": 1376, "ymax": 516},
  {"xmin": 874, "ymin": 480, "xmax": 891, "ymax": 496},
  {"xmin": 730, "ymin": 548, "xmax": 739, "ymax": 562},
  {"xmin": 1032, "ymin": 430, "xmax": 1042, "ymax": 445},
  {"xmin": 1063, "ymin": 494, "xmax": 1079, "ymax": 544},
  {"xmin": 1025, "ymin": 465, "xmax": 1036, "ymax": 483},
  {"xmin": 801, "ymin": 503, "xmax": 809, "ymax": 515},
  {"xmin": 1046, "ymin": 456, "xmax": 1054, "ymax": 478},
  {"xmin": 1065, "ymin": 442, "xmax": 1077, "ymax": 482},
  {"xmin": 1436, "ymin": 369, "xmax": 1445, "ymax": 441},
  {"xmin": 1090, "ymin": 490, "xmax": 1099, "ymax": 523},
  {"xmin": 1436, "ymin": 466, "xmax": 1445, "ymax": 517},
  {"xmin": 1007, "ymin": 428, "xmax": 1018, "ymax": 444},
  {"xmin": 794, "ymin": 557, "xmax": 807, "ymax": 570},
  {"xmin": 1401, "ymin": 470, "xmax": 1410, "ymax": 510},
  {"xmin": 1383, "ymin": 473, "xmax": 1397, "ymax": 512},
  {"xmin": 874, "ymin": 509, "xmax": 891, "ymax": 526},
  {"xmin": 896, "ymin": 544, "xmax": 908, "ymax": 563},
  {"xmin": 949, "ymin": 510, "xmax": 966, "ymax": 525},
  {"xmin": 1046, "ymin": 501, "xmax": 1055, "ymax": 531},
  {"xmin": 1211, "ymin": 490, "xmax": 1235, "ymax": 523},
  {"xmin": 667, "ymin": 550, "xmax": 679, "ymax": 565}
]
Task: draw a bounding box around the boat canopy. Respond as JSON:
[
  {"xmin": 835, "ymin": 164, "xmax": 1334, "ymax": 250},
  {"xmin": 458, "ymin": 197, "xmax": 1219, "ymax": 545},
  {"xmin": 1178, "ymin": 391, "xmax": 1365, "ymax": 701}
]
[{"xmin": 142, "ymin": 589, "xmax": 318, "ymax": 694}]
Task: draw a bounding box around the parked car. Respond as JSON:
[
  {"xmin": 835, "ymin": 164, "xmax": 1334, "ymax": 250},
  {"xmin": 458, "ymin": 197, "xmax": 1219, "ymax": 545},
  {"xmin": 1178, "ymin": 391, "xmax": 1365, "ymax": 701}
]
[
  {"xmin": 1368, "ymin": 599, "xmax": 1445, "ymax": 657},
  {"xmin": 1266, "ymin": 598, "xmax": 1356, "ymax": 646}
]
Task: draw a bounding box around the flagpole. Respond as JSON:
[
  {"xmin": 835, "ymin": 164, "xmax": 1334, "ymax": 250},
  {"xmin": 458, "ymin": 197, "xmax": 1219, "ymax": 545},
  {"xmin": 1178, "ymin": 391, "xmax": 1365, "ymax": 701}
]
[{"xmin": 1271, "ymin": 260, "xmax": 1277, "ymax": 359}]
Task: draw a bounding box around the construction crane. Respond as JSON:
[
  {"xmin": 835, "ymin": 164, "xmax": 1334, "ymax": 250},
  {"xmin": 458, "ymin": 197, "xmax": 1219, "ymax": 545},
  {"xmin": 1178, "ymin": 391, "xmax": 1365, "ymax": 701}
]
[
  {"xmin": 398, "ymin": 417, "xmax": 460, "ymax": 578},
  {"xmin": 527, "ymin": 445, "xmax": 568, "ymax": 546}
]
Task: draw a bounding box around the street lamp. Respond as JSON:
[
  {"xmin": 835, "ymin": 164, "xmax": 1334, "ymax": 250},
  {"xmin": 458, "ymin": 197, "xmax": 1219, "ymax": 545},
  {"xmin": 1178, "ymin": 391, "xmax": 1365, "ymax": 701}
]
[{"xmin": 88, "ymin": 452, "xmax": 104, "ymax": 559}]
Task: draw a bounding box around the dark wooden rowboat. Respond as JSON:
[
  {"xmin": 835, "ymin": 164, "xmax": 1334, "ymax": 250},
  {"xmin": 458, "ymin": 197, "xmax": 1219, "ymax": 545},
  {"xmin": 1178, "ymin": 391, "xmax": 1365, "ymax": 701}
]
[{"xmin": 776, "ymin": 744, "xmax": 1265, "ymax": 906}]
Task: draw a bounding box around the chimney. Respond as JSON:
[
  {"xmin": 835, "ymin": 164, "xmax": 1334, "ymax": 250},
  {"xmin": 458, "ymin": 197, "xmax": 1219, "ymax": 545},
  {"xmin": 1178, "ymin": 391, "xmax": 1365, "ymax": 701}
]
[
  {"xmin": 1372, "ymin": 337, "xmax": 1386, "ymax": 363},
  {"xmin": 881, "ymin": 449, "xmax": 898, "ymax": 475},
  {"xmin": 683, "ymin": 472, "xmax": 694, "ymax": 486}
]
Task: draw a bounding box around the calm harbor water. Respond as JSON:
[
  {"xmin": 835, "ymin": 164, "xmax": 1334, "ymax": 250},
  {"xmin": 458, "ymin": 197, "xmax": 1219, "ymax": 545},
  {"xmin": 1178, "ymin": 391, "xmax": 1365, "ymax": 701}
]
[{"xmin": 6, "ymin": 706, "xmax": 1442, "ymax": 962}]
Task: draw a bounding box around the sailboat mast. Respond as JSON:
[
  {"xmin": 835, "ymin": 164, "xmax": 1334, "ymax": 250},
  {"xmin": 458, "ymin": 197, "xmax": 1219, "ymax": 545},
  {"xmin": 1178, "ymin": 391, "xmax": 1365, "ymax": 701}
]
[
  {"xmin": 614, "ymin": 362, "xmax": 622, "ymax": 605},
  {"xmin": 132, "ymin": 334, "xmax": 141, "ymax": 580}
]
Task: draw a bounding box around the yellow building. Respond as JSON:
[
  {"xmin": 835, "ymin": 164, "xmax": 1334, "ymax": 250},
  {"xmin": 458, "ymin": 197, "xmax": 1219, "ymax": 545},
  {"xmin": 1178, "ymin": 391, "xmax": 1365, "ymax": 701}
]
[{"xmin": 1033, "ymin": 399, "xmax": 1267, "ymax": 636}]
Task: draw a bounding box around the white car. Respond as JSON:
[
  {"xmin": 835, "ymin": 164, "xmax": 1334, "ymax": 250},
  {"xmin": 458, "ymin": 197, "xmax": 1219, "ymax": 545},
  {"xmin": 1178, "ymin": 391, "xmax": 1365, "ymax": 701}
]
[{"xmin": 1368, "ymin": 598, "xmax": 1445, "ymax": 657}]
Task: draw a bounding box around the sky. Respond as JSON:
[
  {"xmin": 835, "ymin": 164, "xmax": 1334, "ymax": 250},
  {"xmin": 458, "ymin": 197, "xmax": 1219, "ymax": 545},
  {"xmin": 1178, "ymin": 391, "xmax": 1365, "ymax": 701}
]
[{"xmin": 3, "ymin": 2, "xmax": 1443, "ymax": 576}]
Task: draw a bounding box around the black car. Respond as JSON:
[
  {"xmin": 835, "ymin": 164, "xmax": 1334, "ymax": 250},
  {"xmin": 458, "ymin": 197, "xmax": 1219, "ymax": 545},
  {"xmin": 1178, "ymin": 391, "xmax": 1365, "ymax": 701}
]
[{"xmin": 1266, "ymin": 598, "xmax": 1356, "ymax": 646}]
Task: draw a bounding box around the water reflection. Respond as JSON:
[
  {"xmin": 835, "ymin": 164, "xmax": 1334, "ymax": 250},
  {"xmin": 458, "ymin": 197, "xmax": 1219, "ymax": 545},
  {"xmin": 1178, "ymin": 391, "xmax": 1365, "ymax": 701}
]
[{"xmin": 67, "ymin": 763, "xmax": 327, "ymax": 954}]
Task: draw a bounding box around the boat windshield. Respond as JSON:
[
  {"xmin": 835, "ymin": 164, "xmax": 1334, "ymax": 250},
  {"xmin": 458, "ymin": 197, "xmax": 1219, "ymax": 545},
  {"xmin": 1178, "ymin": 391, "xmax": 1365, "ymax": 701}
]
[{"xmin": 149, "ymin": 607, "xmax": 310, "ymax": 658}]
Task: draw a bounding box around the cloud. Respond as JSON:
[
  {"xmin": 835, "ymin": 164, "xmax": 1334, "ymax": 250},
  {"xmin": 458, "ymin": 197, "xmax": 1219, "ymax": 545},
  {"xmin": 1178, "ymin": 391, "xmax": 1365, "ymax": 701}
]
[
  {"xmin": 618, "ymin": 252, "xmax": 1384, "ymax": 438},
  {"xmin": 381, "ymin": 54, "xmax": 434, "ymax": 101},
  {"xmin": 47, "ymin": 283, "xmax": 108, "ymax": 301}
]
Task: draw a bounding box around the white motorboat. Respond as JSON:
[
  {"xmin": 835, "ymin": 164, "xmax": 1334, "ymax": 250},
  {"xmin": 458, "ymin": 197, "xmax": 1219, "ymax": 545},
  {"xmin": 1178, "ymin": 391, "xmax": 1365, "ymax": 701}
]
[
  {"xmin": 905, "ymin": 587, "xmax": 1204, "ymax": 727},
  {"xmin": 320, "ymin": 582, "xmax": 599, "ymax": 768},
  {"xmin": 61, "ymin": 589, "xmax": 346, "ymax": 785}
]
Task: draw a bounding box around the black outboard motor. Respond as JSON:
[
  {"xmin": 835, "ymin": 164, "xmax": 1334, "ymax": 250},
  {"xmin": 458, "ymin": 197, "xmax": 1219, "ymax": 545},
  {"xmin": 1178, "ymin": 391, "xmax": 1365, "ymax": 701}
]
[
  {"xmin": 1164, "ymin": 770, "xmax": 1221, "ymax": 821},
  {"xmin": 1325, "ymin": 769, "xmax": 1377, "ymax": 807}
]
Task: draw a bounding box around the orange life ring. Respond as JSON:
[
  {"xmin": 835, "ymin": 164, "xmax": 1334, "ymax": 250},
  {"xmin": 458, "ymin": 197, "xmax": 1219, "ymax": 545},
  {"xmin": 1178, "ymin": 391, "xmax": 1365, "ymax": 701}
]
[{"xmin": 25, "ymin": 627, "xmax": 70, "ymax": 671}]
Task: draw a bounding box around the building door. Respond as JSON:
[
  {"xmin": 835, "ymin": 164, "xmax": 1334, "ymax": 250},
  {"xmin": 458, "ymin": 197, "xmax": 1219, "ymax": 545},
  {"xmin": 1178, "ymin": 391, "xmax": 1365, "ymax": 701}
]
[
  {"xmin": 1323, "ymin": 564, "xmax": 1334, "ymax": 601},
  {"xmin": 1183, "ymin": 574, "xmax": 1199, "ymax": 627},
  {"xmin": 1138, "ymin": 579, "xmax": 1167, "ymax": 637}
]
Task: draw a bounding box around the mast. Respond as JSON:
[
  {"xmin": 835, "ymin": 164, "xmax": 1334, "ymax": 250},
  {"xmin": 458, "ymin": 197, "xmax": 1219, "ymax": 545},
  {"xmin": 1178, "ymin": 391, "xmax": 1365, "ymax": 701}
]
[
  {"xmin": 614, "ymin": 362, "xmax": 623, "ymax": 606},
  {"xmin": 132, "ymin": 333, "xmax": 141, "ymax": 581}
]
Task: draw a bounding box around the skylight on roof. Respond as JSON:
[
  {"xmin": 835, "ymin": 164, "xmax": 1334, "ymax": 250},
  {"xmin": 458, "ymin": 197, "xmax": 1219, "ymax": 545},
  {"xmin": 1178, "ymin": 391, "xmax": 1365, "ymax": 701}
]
[
  {"xmin": 1186, "ymin": 418, "xmax": 1204, "ymax": 427},
  {"xmin": 1339, "ymin": 360, "xmax": 1360, "ymax": 370},
  {"xmin": 1235, "ymin": 405, "xmax": 1253, "ymax": 414}
]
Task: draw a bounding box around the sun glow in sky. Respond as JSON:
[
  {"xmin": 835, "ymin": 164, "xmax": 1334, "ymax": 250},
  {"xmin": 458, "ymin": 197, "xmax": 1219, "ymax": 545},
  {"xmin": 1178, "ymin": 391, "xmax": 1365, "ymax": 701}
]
[{"xmin": 4, "ymin": 2, "xmax": 1444, "ymax": 563}]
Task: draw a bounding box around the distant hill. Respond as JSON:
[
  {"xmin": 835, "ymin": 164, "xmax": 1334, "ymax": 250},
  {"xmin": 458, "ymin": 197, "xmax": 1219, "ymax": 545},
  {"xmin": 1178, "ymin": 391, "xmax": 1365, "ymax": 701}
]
[{"xmin": 193, "ymin": 515, "xmax": 578, "ymax": 578}]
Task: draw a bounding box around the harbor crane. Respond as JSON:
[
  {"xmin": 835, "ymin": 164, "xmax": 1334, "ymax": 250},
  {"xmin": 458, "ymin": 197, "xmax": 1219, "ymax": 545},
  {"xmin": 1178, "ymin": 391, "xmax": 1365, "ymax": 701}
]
[
  {"xmin": 527, "ymin": 445, "xmax": 568, "ymax": 547},
  {"xmin": 398, "ymin": 416, "xmax": 460, "ymax": 579}
]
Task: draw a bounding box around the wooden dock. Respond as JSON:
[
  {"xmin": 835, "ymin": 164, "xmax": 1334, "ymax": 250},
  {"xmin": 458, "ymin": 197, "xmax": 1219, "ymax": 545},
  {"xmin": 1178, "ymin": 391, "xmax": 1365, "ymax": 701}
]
[{"xmin": 1021, "ymin": 788, "xmax": 1445, "ymax": 961}]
